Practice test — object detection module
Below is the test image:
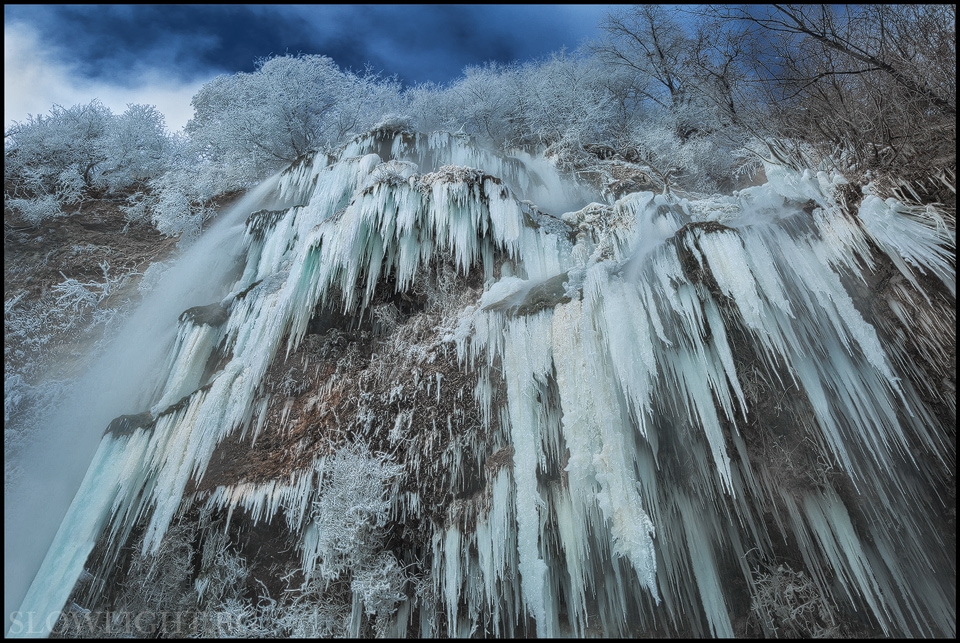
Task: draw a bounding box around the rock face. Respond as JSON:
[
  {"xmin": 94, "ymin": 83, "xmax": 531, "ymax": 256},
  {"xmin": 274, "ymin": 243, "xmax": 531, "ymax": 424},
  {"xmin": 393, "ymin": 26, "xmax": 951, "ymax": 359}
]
[
  {"xmin": 104, "ymin": 413, "xmax": 153, "ymax": 438},
  {"xmin": 179, "ymin": 303, "xmax": 230, "ymax": 327},
  {"xmin": 15, "ymin": 130, "xmax": 955, "ymax": 638}
]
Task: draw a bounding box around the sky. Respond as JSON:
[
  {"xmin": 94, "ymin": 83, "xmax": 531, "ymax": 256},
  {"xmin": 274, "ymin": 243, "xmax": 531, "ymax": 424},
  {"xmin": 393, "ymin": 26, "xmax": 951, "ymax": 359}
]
[{"xmin": 4, "ymin": 4, "xmax": 613, "ymax": 133}]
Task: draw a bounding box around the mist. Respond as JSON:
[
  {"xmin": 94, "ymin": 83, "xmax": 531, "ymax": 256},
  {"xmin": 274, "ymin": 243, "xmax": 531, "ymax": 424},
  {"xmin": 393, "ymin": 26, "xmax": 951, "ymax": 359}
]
[{"xmin": 3, "ymin": 178, "xmax": 283, "ymax": 635}]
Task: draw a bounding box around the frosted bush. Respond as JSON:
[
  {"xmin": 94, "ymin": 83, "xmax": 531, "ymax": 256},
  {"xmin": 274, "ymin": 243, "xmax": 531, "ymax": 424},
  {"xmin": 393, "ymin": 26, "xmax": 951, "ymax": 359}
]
[
  {"xmin": 55, "ymin": 167, "xmax": 87, "ymax": 204},
  {"xmin": 750, "ymin": 563, "xmax": 840, "ymax": 638},
  {"xmin": 7, "ymin": 195, "xmax": 65, "ymax": 225},
  {"xmin": 121, "ymin": 191, "xmax": 153, "ymax": 225},
  {"xmin": 3, "ymin": 292, "xmax": 48, "ymax": 372},
  {"xmin": 194, "ymin": 529, "xmax": 248, "ymax": 606},
  {"xmin": 371, "ymin": 302, "xmax": 402, "ymax": 335},
  {"xmin": 118, "ymin": 522, "xmax": 198, "ymax": 615},
  {"xmin": 275, "ymin": 585, "xmax": 351, "ymax": 637},
  {"xmin": 51, "ymin": 261, "xmax": 121, "ymax": 314},
  {"xmin": 151, "ymin": 186, "xmax": 203, "ymax": 241},
  {"xmin": 3, "ymin": 374, "xmax": 28, "ymax": 425},
  {"xmin": 352, "ymin": 552, "xmax": 407, "ymax": 619},
  {"xmin": 2, "ymin": 373, "xmax": 63, "ymax": 486},
  {"xmin": 52, "ymin": 275, "xmax": 103, "ymax": 313},
  {"xmin": 275, "ymin": 365, "xmax": 311, "ymax": 397},
  {"xmin": 192, "ymin": 597, "xmax": 261, "ymax": 637},
  {"xmin": 307, "ymin": 444, "xmax": 403, "ymax": 582},
  {"xmin": 145, "ymin": 163, "xmax": 224, "ymax": 242}
]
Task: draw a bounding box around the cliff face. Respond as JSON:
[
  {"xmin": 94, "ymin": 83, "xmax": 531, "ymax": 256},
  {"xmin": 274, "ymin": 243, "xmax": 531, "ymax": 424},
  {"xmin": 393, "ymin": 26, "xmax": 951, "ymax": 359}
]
[{"xmin": 8, "ymin": 130, "xmax": 956, "ymax": 638}]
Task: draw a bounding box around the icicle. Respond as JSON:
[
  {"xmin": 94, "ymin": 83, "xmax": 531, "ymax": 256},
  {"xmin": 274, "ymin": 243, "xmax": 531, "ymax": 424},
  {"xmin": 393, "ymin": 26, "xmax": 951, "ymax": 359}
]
[
  {"xmin": 10, "ymin": 429, "xmax": 154, "ymax": 639},
  {"xmin": 552, "ymin": 299, "xmax": 661, "ymax": 603},
  {"xmin": 858, "ymin": 194, "xmax": 956, "ymax": 297},
  {"xmin": 500, "ymin": 312, "xmax": 554, "ymax": 637},
  {"xmin": 150, "ymin": 318, "xmax": 224, "ymax": 414}
]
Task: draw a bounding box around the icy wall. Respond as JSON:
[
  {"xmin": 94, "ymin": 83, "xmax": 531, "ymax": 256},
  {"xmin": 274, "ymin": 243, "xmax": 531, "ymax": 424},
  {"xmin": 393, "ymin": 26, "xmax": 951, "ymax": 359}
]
[{"xmin": 10, "ymin": 128, "xmax": 955, "ymax": 637}]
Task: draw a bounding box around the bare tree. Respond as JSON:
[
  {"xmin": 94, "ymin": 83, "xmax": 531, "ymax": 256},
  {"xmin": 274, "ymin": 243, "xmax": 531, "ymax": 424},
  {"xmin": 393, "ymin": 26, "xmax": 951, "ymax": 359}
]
[
  {"xmin": 592, "ymin": 6, "xmax": 693, "ymax": 112},
  {"xmin": 592, "ymin": 6, "xmax": 756, "ymax": 145},
  {"xmin": 723, "ymin": 5, "xmax": 955, "ymax": 114},
  {"xmin": 702, "ymin": 4, "xmax": 956, "ymax": 175}
]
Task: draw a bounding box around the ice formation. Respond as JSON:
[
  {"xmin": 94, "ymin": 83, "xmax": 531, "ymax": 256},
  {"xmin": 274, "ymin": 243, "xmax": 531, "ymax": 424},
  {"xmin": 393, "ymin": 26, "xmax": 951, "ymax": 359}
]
[{"xmin": 9, "ymin": 128, "xmax": 955, "ymax": 638}]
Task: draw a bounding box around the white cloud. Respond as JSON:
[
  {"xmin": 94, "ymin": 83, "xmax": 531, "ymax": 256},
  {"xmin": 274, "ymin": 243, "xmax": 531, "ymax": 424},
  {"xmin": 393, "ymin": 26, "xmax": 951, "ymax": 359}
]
[{"xmin": 4, "ymin": 22, "xmax": 207, "ymax": 133}]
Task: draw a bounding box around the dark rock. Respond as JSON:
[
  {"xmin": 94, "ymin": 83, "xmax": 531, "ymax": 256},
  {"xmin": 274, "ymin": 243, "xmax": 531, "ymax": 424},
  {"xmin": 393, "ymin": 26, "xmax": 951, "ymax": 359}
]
[
  {"xmin": 245, "ymin": 209, "xmax": 287, "ymax": 239},
  {"xmin": 483, "ymin": 272, "xmax": 574, "ymax": 317},
  {"xmin": 180, "ymin": 303, "xmax": 229, "ymax": 327},
  {"xmin": 104, "ymin": 412, "xmax": 153, "ymax": 438}
]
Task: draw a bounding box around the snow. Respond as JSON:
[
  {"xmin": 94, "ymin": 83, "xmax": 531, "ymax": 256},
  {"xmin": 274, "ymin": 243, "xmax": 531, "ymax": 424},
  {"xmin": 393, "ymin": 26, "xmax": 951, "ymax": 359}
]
[{"xmin": 858, "ymin": 193, "xmax": 956, "ymax": 297}]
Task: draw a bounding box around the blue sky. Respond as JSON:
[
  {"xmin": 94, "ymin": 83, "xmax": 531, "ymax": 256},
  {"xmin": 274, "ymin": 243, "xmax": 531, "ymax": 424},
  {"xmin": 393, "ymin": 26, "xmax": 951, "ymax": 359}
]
[{"xmin": 4, "ymin": 4, "xmax": 613, "ymax": 132}]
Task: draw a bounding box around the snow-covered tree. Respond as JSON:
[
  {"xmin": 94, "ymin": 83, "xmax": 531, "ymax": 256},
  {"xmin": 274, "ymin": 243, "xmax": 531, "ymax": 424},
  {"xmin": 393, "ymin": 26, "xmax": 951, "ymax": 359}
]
[
  {"xmin": 4, "ymin": 100, "xmax": 172, "ymax": 225},
  {"xmin": 186, "ymin": 54, "xmax": 402, "ymax": 183},
  {"xmin": 97, "ymin": 104, "xmax": 170, "ymax": 192},
  {"xmin": 442, "ymin": 62, "xmax": 519, "ymax": 145},
  {"xmin": 4, "ymin": 100, "xmax": 113, "ymax": 189}
]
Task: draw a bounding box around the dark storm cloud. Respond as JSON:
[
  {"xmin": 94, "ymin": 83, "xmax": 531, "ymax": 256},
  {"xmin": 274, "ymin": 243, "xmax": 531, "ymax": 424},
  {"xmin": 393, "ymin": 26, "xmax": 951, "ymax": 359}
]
[
  {"xmin": 4, "ymin": 4, "xmax": 609, "ymax": 87},
  {"xmin": 303, "ymin": 5, "xmax": 608, "ymax": 85},
  {"xmin": 4, "ymin": 4, "xmax": 318, "ymax": 83}
]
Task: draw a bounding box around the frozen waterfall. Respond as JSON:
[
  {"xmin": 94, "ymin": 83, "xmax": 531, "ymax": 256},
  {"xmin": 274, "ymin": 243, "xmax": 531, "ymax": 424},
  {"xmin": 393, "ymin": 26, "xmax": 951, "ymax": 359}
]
[{"xmin": 7, "ymin": 128, "xmax": 955, "ymax": 638}]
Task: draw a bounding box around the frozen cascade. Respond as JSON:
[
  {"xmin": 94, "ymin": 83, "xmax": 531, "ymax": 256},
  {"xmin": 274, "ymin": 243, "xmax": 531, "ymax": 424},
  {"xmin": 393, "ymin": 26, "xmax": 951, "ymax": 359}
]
[
  {"xmin": 8, "ymin": 128, "xmax": 955, "ymax": 638},
  {"xmin": 11, "ymin": 428, "xmax": 153, "ymax": 639},
  {"xmin": 5, "ymin": 175, "xmax": 290, "ymax": 637}
]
